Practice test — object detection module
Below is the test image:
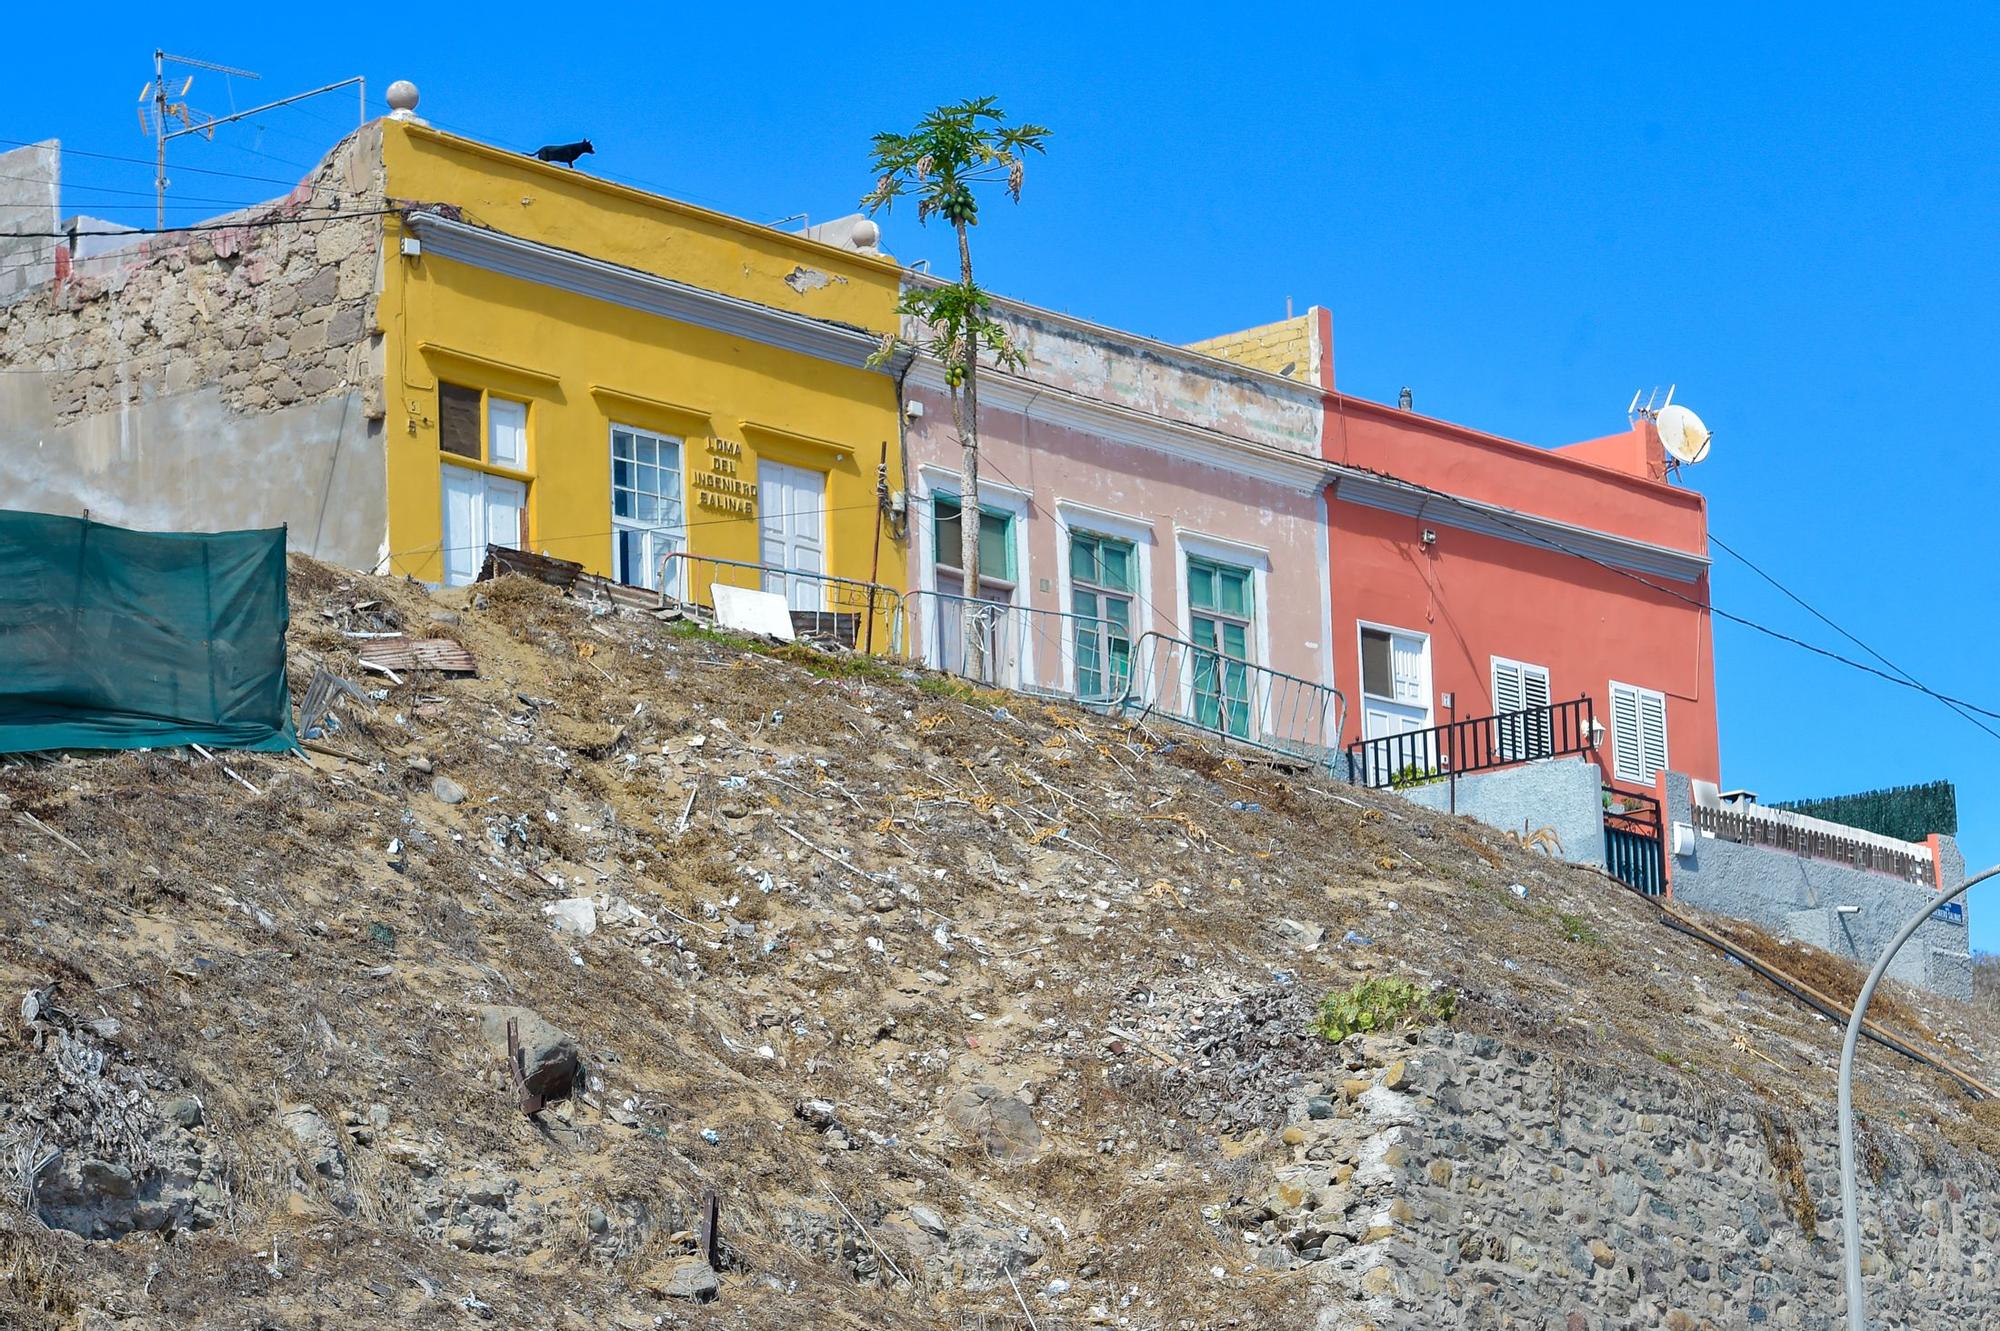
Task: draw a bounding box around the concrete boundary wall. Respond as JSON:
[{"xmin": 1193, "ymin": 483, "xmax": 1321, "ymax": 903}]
[
  {"xmin": 1395, "ymin": 756, "xmax": 1608, "ymax": 870},
  {"xmin": 1663, "ymin": 772, "xmax": 1971, "ymax": 999}
]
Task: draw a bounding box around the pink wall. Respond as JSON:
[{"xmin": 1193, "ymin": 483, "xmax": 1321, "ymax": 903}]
[
  {"xmin": 905, "ymin": 384, "xmax": 1331, "ymax": 692},
  {"xmin": 1324, "ymin": 397, "xmax": 1720, "ymax": 786}
]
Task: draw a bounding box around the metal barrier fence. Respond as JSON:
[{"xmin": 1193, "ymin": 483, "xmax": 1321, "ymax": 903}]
[
  {"xmin": 1604, "ymin": 787, "xmax": 1667, "ymax": 895},
  {"xmin": 1692, "ymin": 801, "xmax": 1935, "ymax": 887},
  {"xmin": 1346, "ymin": 696, "xmax": 1595, "ymax": 789},
  {"xmin": 903, "ymin": 589, "xmax": 1128, "ymax": 704},
  {"xmin": 656, "ymin": 552, "xmax": 905, "ymax": 653},
  {"xmin": 1108, "ymin": 631, "xmax": 1346, "ymax": 768}
]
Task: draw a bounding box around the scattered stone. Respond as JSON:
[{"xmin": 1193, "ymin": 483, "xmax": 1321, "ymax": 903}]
[
  {"xmin": 432, "ymin": 775, "xmax": 467, "ymax": 805},
  {"xmin": 476, "ymin": 1005, "xmax": 580, "ymax": 1102},
  {"xmin": 948, "ymin": 1085, "xmax": 1044, "ymax": 1164},
  {"xmin": 908, "ymin": 1204, "xmax": 949, "ymax": 1240},
  {"xmin": 647, "ymin": 1257, "xmax": 719, "ymax": 1302}
]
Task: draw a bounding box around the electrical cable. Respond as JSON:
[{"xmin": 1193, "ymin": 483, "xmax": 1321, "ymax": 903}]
[
  {"xmin": 0, "ymin": 136, "xmax": 317, "ymax": 189},
  {"xmin": 0, "ymin": 208, "xmax": 402, "ymax": 241},
  {"xmin": 1343, "ymin": 463, "xmax": 2000, "ymax": 724},
  {"xmin": 1709, "ymin": 533, "xmax": 2000, "ymax": 743}
]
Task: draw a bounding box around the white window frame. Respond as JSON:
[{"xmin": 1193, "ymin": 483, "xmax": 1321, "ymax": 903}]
[
  {"xmin": 1491, "ymin": 655, "xmax": 1552, "ymax": 761},
  {"xmin": 608, "ymin": 423, "xmax": 687, "ymax": 594},
  {"xmin": 1356, "ymin": 620, "xmax": 1433, "ymax": 717},
  {"xmin": 1608, "ymin": 679, "xmax": 1669, "ymax": 785},
  {"xmin": 915, "ymin": 465, "xmax": 1032, "ymax": 679},
  {"xmin": 1054, "ymin": 502, "xmax": 1156, "ymax": 699},
  {"xmin": 1173, "ymin": 530, "xmax": 1273, "ymax": 737}
]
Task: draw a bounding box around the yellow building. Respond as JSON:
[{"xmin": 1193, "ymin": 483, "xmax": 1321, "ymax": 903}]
[{"xmin": 377, "ymin": 118, "xmax": 909, "ymax": 618}]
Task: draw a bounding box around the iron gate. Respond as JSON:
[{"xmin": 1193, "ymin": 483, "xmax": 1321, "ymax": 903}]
[{"xmin": 1603, "ymin": 787, "xmax": 1666, "ymax": 895}]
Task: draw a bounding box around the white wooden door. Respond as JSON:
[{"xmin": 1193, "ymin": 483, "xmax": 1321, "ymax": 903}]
[
  {"xmin": 757, "ymin": 461, "xmax": 826, "ymax": 611},
  {"xmin": 440, "ymin": 467, "xmax": 528, "ymax": 587}
]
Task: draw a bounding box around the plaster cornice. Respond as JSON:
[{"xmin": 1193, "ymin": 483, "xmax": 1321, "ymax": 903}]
[
  {"xmin": 906, "ymin": 359, "xmax": 1333, "ymax": 494},
  {"xmin": 1329, "ymin": 464, "xmax": 1710, "ymax": 584},
  {"xmin": 407, "ymin": 212, "xmax": 910, "ymax": 376}
]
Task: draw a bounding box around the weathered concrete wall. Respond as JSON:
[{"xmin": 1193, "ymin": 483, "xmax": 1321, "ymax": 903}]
[
  {"xmin": 0, "ymin": 127, "xmax": 388, "ymax": 568},
  {"xmin": 1245, "ymin": 1029, "xmax": 2000, "ymax": 1330},
  {"xmin": 0, "ymin": 140, "xmax": 59, "ymax": 307},
  {"xmin": 1397, "ymin": 756, "xmax": 1608, "ymax": 869},
  {"xmin": 1663, "ymin": 773, "xmax": 1971, "ymax": 999},
  {"xmin": 968, "ymin": 295, "xmax": 1325, "ymax": 456}
]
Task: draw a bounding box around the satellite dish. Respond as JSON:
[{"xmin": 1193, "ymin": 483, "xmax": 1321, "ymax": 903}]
[{"xmin": 1656, "ymin": 404, "xmax": 1712, "ymax": 465}]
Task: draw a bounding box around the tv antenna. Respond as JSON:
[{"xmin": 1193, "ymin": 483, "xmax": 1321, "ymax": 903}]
[
  {"xmin": 139, "ymin": 50, "xmax": 366, "ymax": 228},
  {"xmin": 1626, "ymin": 384, "xmax": 1676, "ymax": 422}
]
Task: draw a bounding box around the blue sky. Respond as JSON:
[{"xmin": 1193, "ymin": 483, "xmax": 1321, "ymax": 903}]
[{"xmin": 11, "ymin": 6, "xmax": 1998, "ymax": 943}]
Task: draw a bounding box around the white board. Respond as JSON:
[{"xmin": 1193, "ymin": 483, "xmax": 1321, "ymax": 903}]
[{"xmin": 712, "ymin": 584, "xmax": 797, "ymax": 641}]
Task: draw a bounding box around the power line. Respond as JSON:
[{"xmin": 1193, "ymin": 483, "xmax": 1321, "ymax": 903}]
[
  {"xmin": 1709, "ymin": 533, "xmax": 2000, "ymax": 743},
  {"xmin": 1346, "ymin": 464, "xmax": 2000, "ymax": 725},
  {"xmin": 0, "ymin": 136, "xmax": 315, "ymax": 189},
  {"xmin": 0, "ymin": 207, "xmax": 401, "ymax": 241}
]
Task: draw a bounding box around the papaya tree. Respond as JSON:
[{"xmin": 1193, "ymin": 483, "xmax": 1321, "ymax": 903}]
[{"xmin": 863, "ymin": 98, "xmax": 1049, "ymax": 676}]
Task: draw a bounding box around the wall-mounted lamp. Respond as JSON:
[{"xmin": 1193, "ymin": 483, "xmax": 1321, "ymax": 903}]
[
  {"xmin": 1588, "ymin": 717, "xmax": 1606, "ymax": 748},
  {"xmin": 904, "ymin": 400, "xmax": 925, "ymax": 419},
  {"xmin": 1420, "ymin": 527, "xmax": 1438, "ymax": 547},
  {"xmin": 1836, "ymin": 904, "xmax": 1862, "ymax": 916}
]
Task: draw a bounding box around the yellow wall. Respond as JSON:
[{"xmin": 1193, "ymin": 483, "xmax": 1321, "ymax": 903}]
[
  {"xmin": 376, "ymin": 121, "xmax": 908, "ymax": 608},
  {"xmin": 1185, "ymin": 313, "xmax": 1321, "ymax": 385}
]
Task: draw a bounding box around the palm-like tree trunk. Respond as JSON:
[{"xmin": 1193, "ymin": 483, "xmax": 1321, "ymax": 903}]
[{"xmin": 953, "ymin": 219, "xmax": 985, "ymax": 680}]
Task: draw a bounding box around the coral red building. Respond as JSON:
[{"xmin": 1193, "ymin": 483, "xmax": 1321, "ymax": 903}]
[{"xmin": 1306, "ymin": 310, "xmax": 1719, "ymax": 791}]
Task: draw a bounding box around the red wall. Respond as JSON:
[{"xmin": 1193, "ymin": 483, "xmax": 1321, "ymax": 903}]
[{"xmin": 1324, "ymin": 396, "xmax": 1721, "ymax": 786}]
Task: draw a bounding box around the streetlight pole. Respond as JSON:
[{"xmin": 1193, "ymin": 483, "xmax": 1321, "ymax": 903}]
[{"xmin": 1839, "ymin": 861, "xmax": 2000, "ymax": 1331}]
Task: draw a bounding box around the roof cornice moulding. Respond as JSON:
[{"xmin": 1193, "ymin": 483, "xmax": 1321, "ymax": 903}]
[
  {"xmin": 407, "ymin": 213, "xmax": 910, "ymax": 376},
  {"xmin": 1330, "ymin": 464, "xmax": 1710, "ymax": 584},
  {"xmin": 906, "ymin": 359, "xmax": 1333, "ymax": 494}
]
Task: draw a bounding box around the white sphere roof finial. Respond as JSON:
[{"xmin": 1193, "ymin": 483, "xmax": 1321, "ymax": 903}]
[{"xmin": 386, "ymin": 81, "xmax": 423, "ymax": 122}]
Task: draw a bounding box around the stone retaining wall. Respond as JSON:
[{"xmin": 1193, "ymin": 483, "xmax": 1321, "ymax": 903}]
[{"xmin": 1239, "ymin": 1029, "xmax": 2000, "ymax": 1329}]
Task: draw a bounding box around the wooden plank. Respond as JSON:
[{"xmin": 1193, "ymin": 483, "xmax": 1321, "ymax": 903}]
[
  {"xmin": 356, "ymin": 637, "xmax": 478, "ymax": 675},
  {"xmin": 479, "ymin": 545, "xmax": 582, "ymax": 589}
]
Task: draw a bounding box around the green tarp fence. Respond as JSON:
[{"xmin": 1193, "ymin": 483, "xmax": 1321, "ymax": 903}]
[
  {"xmin": 1773, "ymin": 780, "xmax": 1958, "ymax": 842},
  {"xmin": 0, "ymin": 512, "xmax": 294, "ymax": 753}
]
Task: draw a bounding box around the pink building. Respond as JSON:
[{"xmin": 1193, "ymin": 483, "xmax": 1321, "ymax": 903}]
[{"xmin": 901, "ymin": 299, "xmax": 1340, "ymax": 754}]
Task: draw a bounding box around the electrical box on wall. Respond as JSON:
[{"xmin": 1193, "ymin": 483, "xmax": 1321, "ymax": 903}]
[{"xmin": 1671, "ymin": 821, "xmax": 1695, "ymax": 857}]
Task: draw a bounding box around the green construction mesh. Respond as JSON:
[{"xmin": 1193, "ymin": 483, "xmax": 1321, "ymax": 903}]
[
  {"xmin": 1772, "ymin": 780, "xmax": 1958, "ymax": 842},
  {"xmin": 0, "ymin": 512, "xmax": 294, "ymax": 753}
]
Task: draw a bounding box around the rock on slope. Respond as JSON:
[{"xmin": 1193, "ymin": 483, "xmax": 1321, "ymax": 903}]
[{"xmin": 1, "ymin": 560, "xmax": 1995, "ymax": 1331}]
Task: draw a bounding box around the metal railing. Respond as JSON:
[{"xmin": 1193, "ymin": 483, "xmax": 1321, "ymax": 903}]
[
  {"xmin": 903, "ymin": 590, "xmax": 1130, "ymax": 704},
  {"xmin": 1107, "ymin": 631, "xmax": 1346, "ymax": 768},
  {"xmin": 1604, "ymin": 787, "xmax": 1667, "ymax": 895},
  {"xmin": 1691, "ymin": 801, "xmax": 1935, "ymax": 887},
  {"xmin": 655, "ymin": 552, "xmax": 905, "ymax": 653},
  {"xmin": 1345, "ymin": 696, "xmax": 1596, "ymax": 790}
]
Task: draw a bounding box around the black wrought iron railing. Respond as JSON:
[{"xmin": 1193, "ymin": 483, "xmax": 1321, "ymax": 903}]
[{"xmin": 1345, "ymin": 696, "xmax": 1596, "ymax": 790}]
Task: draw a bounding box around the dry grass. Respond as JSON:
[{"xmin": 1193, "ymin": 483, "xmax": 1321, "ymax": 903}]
[{"xmin": 1, "ymin": 556, "xmax": 1995, "ymax": 1330}]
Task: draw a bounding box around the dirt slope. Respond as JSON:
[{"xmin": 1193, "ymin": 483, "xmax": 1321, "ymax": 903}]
[{"xmin": 1, "ymin": 559, "xmax": 1992, "ymax": 1331}]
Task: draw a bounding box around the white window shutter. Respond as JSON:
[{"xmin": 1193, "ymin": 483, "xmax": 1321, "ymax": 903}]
[
  {"xmin": 1640, "ymin": 692, "xmax": 1669, "ymax": 781},
  {"xmin": 1391, "ymin": 636, "xmax": 1425, "ymax": 705},
  {"xmin": 1610, "ymin": 684, "xmax": 1642, "ymax": 784},
  {"xmin": 1523, "ymin": 665, "xmax": 1550, "ymax": 711},
  {"xmin": 1492, "ymin": 660, "xmax": 1525, "ymax": 715}
]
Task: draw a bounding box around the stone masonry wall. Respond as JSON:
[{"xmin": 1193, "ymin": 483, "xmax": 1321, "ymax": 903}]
[
  {"xmin": 0, "ymin": 126, "xmax": 390, "ymax": 567},
  {"xmin": 1237, "ymin": 1029, "xmax": 2000, "ymax": 1330}
]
